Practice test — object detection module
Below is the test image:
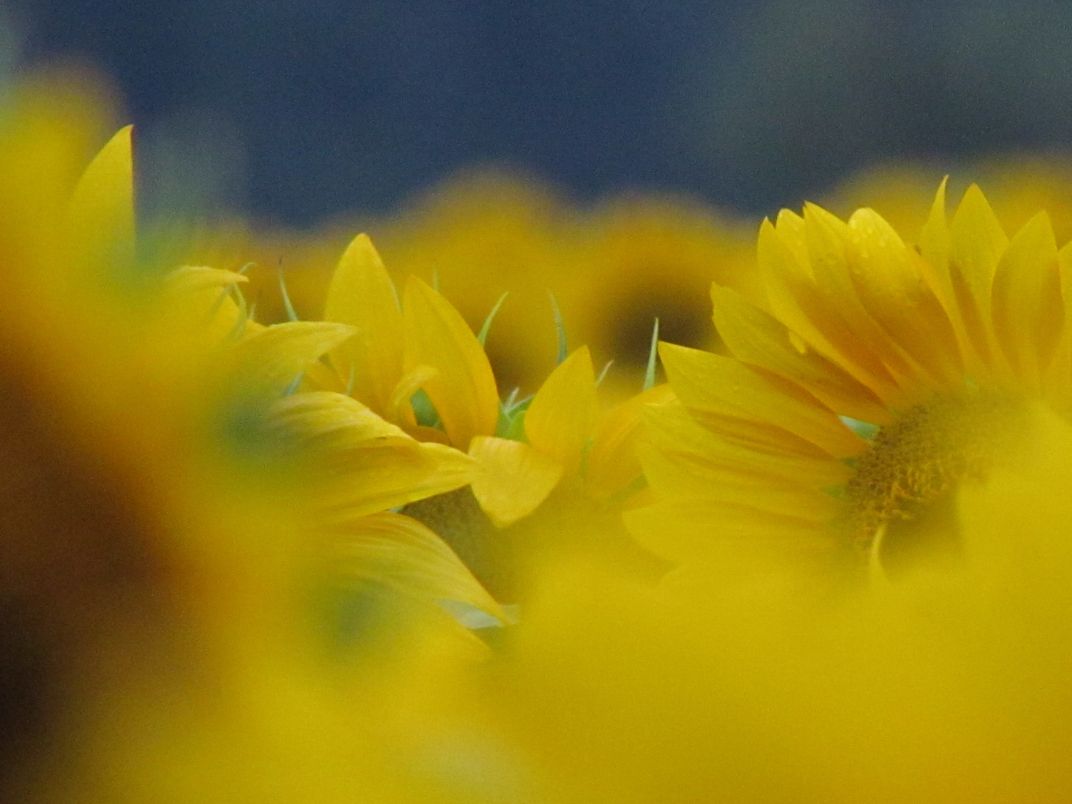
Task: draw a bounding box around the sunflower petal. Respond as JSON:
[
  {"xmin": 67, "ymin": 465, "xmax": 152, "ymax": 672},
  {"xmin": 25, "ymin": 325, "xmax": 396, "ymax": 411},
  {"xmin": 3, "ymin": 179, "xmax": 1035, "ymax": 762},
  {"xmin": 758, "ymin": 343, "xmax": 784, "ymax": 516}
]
[
  {"xmin": 710, "ymin": 284, "xmax": 889, "ymax": 425},
  {"xmin": 803, "ymin": 205, "xmax": 912, "ymax": 376},
  {"xmin": 659, "ymin": 342, "xmax": 866, "ymax": 459},
  {"xmin": 324, "ymin": 234, "xmax": 405, "ymax": 415},
  {"xmin": 991, "ymin": 212, "xmax": 1062, "ymax": 386},
  {"xmin": 586, "ymin": 384, "xmax": 675, "ymax": 501},
  {"xmin": 266, "ymin": 392, "xmax": 474, "ymax": 517},
  {"xmin": 624, "ymin": 499, "xmax": 831, "ymax": 565},
  {"xmin": 162, "ymin": 265, "xmax": 255, "ymax": 342},
  {"xmin": 332, "ymin": 511, "xmax": 504, "ymax": 620},
  {"xmin": 166, "ymin": 265, "xmax": 249, "ymax": 294},
  {"xmin": 758, "ymin": 218, "xmax": 899, "ymax": 401},
  {"xmin": 525, "ymin": 346, "xmax": 597, "ymax": 474},
  {"xmin": 402, "ymin": 276, "xmax": 499, "ymax": 447},
  {"xmin": 845, "ymin": 208, "xmax": 962, "ymax": 389},
  {"xmin": 918, "ymin": 177, "xmax": 951, "ymax": 293},
  {"xmin": 639, "ymin": 438, "xmax": 841, "ymax": 522},
  {"xmin": 469, "ymin": 436, "xmax": 563, "ymax": 527},
  {"xmin": 641, "ymin": 401, "xmax": 854, "ymax": 491},
  {"xmin": 227, "ymin": 321, "xmax": 356, "ymax": 397},
  {"xmin": 947, "ymin": 184, "xmax": 1008, "ymax": 366},
  {"xmin": 66, "ymin": 125, "xmax": 135, "ymax": 269}
]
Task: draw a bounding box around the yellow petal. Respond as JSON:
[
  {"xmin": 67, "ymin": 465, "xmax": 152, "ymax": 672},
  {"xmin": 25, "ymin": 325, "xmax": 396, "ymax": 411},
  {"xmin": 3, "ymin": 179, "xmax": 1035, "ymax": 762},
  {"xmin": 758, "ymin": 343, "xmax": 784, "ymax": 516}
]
[
  {"xmin": 270, "ymin": 389, "xmax": 413, "ymax": 443},
  {"xmin": 266, "ymin": 392, "xmax": 474, "ymax": 517},
  {"xmin": 991, "ymin": 212, "xmax": 1062, "ymax": 387},
  {"xmin": 402, "ymin": 276, "xmax": 499, "ymax": 447},
  {"xmin": 845, "ymin": 208, "xmax": 962, "ymax": 389},
  {"xmin": 166, "ymin": 265, "xmax": 249, "ymax": 294},
  {"xmin": 918, "ymin": 178, "xmax": 986, "ymax": 376},
  {"xmin": 333, "ymin": 511, "xmax": 504, "ymax": 620},
  {"xmin": 162, "ymin": 265, "xmax": 251, "ymax": 341},
  {"xmin": 227, "ymin": 321, "xmax": 356, "ymax": 397},
  {"xmin": 469, "ymin": 436, "xmax": 563, "ymax": 527},
  {"xmin": 417, "ymin": 441, "xmax": 478, "ymax": 493},
  {"xmin": 66, "ymin": 125, "xmax": 135, "ymax": 269},
  {"xmin": 639, "ymin": 436, "xmax": 841, "ymax": 521},
  {"xmin": 918, "ymin": 178, "xmax": 952, "ymax": 295},
  {"xmin": 710, "ymin": 284, "xmax": 889, "ymax": 425},
  {"xmin": 949, "ymin": 184, "xmax": 1008, "ymax": 300},
  {"xmin": 1047, "ymin": 242, "xmax": 1072, "ymax": 405},
  {"xmin": 324, "ymin": 234, "xmax": 405, "ymax": 416},
  {"xmin": 758, "ymin": 218, "xmax": 899, "ymax": 401},
  {"xmin": 311, "ymin": 445, "xmax": 474, "ymax": 522},
  {"xmin": 387, "ymin": 364, "xmax": 439, "ymax": 427},
  {"xmin": 585, "ymin": 384, "xmax": 675, "ymax": 501},
  {"xmin": 625, "ymin": 499, "xmax": 831, "ymax": 565},
  {"xmin": 804, "ymin": 204, "xmax": 935, "ymax": 391},
  {"xmin": 525, "ymin": 346, "xmax": 597, "ymax": 474},
  {"xmin": 659, "ymin": 342, "xmax": 866, "ymax": 459},
  {"xmin": 948, "ymin": 184, "xmax": 1008, "ymax": 366},
  {"xmin": 641, "ymin": 400, "xmax": 853, "ymax": 491}
]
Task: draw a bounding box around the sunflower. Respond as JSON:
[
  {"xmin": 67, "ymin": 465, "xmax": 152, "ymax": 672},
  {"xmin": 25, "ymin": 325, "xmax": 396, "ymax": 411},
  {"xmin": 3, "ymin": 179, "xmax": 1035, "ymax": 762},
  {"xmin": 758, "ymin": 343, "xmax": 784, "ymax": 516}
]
[
  {"xmin": 0, "ymin": 71, "xmax": 510, "ymax": 800},
  {"xmin": 629, "ymin": 181, "xmax": 1072, "ymax": 576},
  {"xmin": 563, "ymin": 194, "xmax": 756, "ymax": 394},
  {"xmin": 314, "ymin": 234, "xmax": 668, "ymax": 598}
]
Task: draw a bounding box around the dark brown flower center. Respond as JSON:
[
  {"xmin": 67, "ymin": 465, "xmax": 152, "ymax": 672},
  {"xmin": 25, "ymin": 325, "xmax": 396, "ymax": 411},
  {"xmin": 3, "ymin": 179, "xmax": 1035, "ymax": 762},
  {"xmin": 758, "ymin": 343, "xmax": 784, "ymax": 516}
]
[{"xmin": 845, "ymin": 392, "xmax": 1028, "ymax": 572}]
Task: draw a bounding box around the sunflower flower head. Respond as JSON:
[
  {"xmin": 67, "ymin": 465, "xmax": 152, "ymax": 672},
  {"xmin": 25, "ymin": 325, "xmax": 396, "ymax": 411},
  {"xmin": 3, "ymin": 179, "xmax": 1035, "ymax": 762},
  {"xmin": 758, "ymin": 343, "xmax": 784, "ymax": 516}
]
[
  {"xmin": 632, "ymin": 181, "xmax": 1072, "ymax": 577},
  {"xmin": 311, "ymin": 233, "xmax": 667, "ymax": 599},
  {"xmin": 0, "ymin": 70, "xmax": 516, "ymax": 801}
]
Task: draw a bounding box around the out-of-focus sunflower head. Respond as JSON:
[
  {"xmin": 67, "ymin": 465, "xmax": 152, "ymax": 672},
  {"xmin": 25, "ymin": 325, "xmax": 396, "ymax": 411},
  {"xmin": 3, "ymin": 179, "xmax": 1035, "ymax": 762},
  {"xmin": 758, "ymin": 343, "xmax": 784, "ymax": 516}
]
[
  {"xmin": 309, "ymin": 231, "xmax": 672, "ymax": 603},
  {"xmin": 0, "ymin": 68, "xmax": 505, "ymax": 802},
  {"xmin": 565, "ymin": 194, "xmax": 757, "ymax": 394}
]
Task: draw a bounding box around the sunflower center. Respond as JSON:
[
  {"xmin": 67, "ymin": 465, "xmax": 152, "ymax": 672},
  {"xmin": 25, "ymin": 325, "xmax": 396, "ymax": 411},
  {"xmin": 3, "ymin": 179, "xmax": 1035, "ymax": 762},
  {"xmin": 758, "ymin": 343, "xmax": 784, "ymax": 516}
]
[{"xmin": 845, "ymin": 392, "xmax": 1028, "ymax": 570}]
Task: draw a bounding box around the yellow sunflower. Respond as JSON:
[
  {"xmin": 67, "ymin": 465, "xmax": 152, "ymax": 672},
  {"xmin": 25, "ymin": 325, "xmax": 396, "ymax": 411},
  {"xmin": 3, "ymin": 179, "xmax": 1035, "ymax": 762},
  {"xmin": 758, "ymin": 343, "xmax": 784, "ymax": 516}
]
[
  {"xmin": 0, "ymin": 71, "xmax": 507, "ymax": 800},
  {"xmin": 563, "ymin": 194, "xmax": 757, "ymax": 394},
  {"xmin": 314, "ymin": 234, "xmax": 668, "ymax": 598},
  {"xmin": 630, "ymin": 181, "xmax": 1072, "ymax": 576}
]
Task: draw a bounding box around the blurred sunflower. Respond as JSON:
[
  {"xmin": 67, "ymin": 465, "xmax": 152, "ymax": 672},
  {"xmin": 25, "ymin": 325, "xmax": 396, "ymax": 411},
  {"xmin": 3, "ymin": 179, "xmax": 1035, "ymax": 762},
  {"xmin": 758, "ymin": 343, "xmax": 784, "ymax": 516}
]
[
  {"xmin": 631, "ymin": 181, "xmax": 1072, "ymax": 577},
  {"xmin": 0, "ymin": 70, "xmax": 507, "ymax": 801},
  {"xmin": 563, "ymin": 195, "xmax": 757, "ymax": 394}
]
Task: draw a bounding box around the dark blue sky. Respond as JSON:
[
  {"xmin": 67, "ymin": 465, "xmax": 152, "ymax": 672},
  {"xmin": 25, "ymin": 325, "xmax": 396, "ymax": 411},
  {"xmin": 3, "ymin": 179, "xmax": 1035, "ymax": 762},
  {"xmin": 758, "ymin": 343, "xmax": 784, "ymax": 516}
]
[{"xmin": 13, "ymin": 1, "xmax": 1072, "ymax": 226}]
